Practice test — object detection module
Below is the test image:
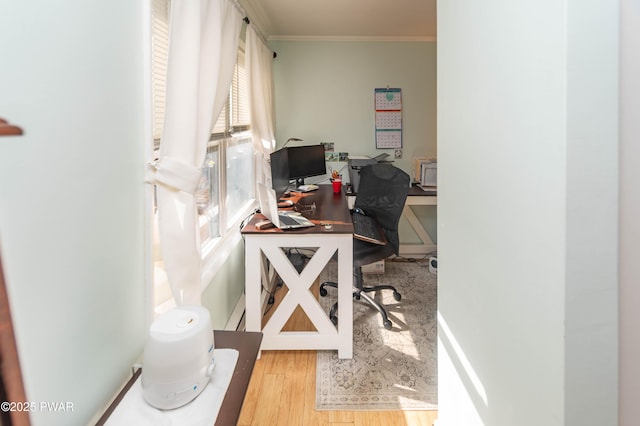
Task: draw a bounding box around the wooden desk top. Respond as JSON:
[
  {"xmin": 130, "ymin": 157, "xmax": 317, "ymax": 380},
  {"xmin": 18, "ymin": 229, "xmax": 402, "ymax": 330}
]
[
  {"xmin": 345, "ymin": 184, "xmax": 436, "ymax": 198},
  {"xmin": 408, "ymin": 184, "xmax": 437, "ymax": 196},
  {"xmin": 95, "ymin": 330, "xmax": 262, "ymax": 426},
  {"xmin": 214, "ymin": 331, "xmax": 262, "ymax": 426},
  {"xmin": 241, "ymin": 185, "xmax": 354, "ymax": 235}
]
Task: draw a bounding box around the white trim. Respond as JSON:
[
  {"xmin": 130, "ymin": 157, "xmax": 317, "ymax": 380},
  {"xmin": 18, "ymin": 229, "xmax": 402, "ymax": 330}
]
[
  {"xmin": 268, "ymin": 35, "xmax": 437, "ymax": 42},
  {"xmin": 200, "ymin": 202, "xmax": 257, "ymax": 290},
  {"xmin": 142, "ymin": 0, "xmax": 156, "ymax": 328},
  {"xmin": 240, "ymin": 0, "xmax": 274, "ymax": 38},
  {"xmin": 224, "ymin": 293, "xmax": 246, "ymax": 330},
  {"xmin": 152, "ymin": 203, "xmax": 254, "ymax": 319}
]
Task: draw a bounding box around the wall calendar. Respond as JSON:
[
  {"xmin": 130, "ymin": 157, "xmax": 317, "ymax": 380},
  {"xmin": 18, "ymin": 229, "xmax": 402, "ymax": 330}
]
[{"xmin": 375, "ymin": 88, "xmax": 402, "ymax": 149}]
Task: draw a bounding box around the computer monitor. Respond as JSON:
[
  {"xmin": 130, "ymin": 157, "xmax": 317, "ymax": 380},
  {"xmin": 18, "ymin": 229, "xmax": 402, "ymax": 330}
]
[
  {"xmin": 270, "ymin": 147, "xmax": 290, "ymax": 200},
  {"xmin": 287, "ymin": 144, "xmax": 327, "ymax": 186}
]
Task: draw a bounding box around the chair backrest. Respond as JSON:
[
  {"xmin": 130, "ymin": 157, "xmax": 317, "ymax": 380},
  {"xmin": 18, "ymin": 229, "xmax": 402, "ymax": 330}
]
[{"xmin": 354, "ymin": 163, "xmax": 410, "ymax": 254}]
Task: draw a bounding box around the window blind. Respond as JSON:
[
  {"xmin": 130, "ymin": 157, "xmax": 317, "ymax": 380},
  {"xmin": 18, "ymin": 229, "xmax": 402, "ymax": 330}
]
[
  {"xmin": 231, "ymin": 49, "xmax": 250, "ymax": 130},
  {"xmin": 151, "ymin": 0, "xmax": 169, "ymax": 142}
]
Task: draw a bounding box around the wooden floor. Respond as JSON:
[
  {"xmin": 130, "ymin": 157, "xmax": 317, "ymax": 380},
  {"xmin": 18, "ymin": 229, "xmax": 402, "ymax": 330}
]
[{"xmin": 237, "ymin": 273, "xmax": 438, "ymax": 426}]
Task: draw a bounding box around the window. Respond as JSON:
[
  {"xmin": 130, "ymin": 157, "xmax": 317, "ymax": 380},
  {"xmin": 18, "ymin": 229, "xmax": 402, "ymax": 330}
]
[
  {"xmin": 151, "ymin": 0, "xmax": 255, "ymax": 313},
  {"xmin": 198, "ymin": 47, "xmax": 254, "ymax": 248},
  {"xmin": 224, "ymin": 135, "xmax": 254, "ymax": 226}
]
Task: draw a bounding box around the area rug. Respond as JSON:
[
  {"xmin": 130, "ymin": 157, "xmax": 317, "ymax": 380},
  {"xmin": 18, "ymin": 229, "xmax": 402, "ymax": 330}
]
[{"xmin": 316, "ymin": 260, "xmax": 438, "ymax": 411}]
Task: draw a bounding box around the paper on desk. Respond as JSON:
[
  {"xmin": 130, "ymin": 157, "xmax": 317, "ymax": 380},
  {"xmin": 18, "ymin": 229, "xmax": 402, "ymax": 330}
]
[{"xmin": 105, "ymin": 348, "xmax": 239, "ymax": 426}]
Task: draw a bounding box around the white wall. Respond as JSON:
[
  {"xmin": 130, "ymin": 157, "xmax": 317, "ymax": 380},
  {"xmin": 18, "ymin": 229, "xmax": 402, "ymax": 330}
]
[
  {"xmin": 565, "ymin": 0, "xmax": 619, "ymax": 422},
  {"xmin": 619, "ymin": 0, "xmax": 640, "ymax": 423},
  {"xmin": 437, "ymin": 1, "xmax": 618, "ymax": 425},
  {"xmin": 201, "ymin": 239, "xmax": 246, "ymax": 328},
  {"xmin": 270, "ymin": 40, "xmax": 437, "ymax": 177},
  {"xmin": 0, "ymin": 2, "xmax": 148, "ymax": 424},
  {"xmin": 270, "ymin": 40, "xmax": 438, "ymax": 243}
]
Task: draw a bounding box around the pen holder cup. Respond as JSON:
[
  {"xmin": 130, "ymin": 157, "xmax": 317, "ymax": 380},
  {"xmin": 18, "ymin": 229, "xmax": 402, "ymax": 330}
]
[{"xmin": 331, "ymin": 179, "xmax": 342, "ymax": 193}]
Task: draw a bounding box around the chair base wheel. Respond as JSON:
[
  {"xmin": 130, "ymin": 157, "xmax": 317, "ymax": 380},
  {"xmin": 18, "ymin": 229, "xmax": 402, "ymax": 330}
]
[
  {"xmin": 321, "ymin": 279, "xmax": 399, "ymax": 331},
  {"xmin": 319, "ymin": 281, "xmax": 336, "ymax": 298}
]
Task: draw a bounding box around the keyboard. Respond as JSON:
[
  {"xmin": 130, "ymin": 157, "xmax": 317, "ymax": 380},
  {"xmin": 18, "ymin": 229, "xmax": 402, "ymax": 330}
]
[
  {"xmin": 297, "ymin": 184, "xmax": 319, "ymax": 192},
  {"xmin": 278, "ymin": 214, "xmax": 302, "ymax": 226},
  {"xmin": 352, "ymin": 213, "xmax": 386, "ymax": 245}
]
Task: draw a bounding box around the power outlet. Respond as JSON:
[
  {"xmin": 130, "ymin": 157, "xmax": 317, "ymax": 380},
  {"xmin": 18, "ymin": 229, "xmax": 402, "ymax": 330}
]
[
  {"xmin": 394, "ymin": 149, "xmax": 403, "ymax": 159},
  {"xmin": 428, "ymin": 256, "xmax": 438, "ymax": 274}
]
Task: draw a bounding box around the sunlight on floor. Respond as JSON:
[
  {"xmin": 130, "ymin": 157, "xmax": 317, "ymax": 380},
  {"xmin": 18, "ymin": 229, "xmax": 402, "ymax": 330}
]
[{"xmin": 390, "ymin": 310, "xmax": 422, "ymax": 360}]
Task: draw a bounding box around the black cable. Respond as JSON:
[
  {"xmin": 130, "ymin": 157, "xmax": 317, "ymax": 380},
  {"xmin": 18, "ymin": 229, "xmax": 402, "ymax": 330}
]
[
  {"xmin": 262, "ymin": 277, "xmax": 283, "ymax": 317},
  {"xmin": 239, "ymin": 209, "xmax": 259, "ymax": 233}
]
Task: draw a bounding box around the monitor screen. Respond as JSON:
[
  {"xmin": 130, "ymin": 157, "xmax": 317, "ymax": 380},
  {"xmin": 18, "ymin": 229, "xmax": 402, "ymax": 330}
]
[
  {"xmin": 270, "ymin": 147, "xmax": 290, "ymax": 200},
  {"xmin": 287, "ymin": 144, "xmax": 327, "ymax": 185}
]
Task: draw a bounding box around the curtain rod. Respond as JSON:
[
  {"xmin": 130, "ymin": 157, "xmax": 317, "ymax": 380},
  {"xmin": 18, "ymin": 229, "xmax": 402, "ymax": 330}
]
[
  {"xmin": 228, "ymin": 0, "xmax": 269, "ymax": 47},
  {"xmin": 242, "ymin": 16, "xmax": 277, "ymax": 58},
  {"xmin": 229, "ymin": 0, "xmax": 246, "ymax": 19}
]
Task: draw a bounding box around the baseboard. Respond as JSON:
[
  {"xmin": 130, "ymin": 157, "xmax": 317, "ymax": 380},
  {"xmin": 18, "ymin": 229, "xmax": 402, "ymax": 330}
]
[{"xmin": 225, "ymin": 293, "xmax": 246, "ymax": 331}]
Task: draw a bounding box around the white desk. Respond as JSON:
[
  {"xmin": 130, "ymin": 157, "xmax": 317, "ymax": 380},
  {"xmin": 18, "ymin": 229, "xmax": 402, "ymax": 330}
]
[
  {"xmin": 241, "ymin": 187, "xmax": 353, "ymax": 359},
  {"xmin": 347, "ymin": 185, "xmax": 437, "ymax": 256}
]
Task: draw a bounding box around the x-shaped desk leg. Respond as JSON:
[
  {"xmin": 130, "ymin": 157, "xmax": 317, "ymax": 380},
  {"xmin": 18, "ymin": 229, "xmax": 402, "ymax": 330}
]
[{"xmin": 244, "ymin": 233, "xmax": 353, "ymax": 359}]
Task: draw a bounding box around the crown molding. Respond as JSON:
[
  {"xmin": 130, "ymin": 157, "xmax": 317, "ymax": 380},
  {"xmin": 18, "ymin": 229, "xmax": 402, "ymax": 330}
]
[
  {"xmin": 239, "ymin": 0, "xmax": 274, "ymax": 37},
  {"xmin": 268, "ymin": 35, "xmax": 436, "ymax": 43}
]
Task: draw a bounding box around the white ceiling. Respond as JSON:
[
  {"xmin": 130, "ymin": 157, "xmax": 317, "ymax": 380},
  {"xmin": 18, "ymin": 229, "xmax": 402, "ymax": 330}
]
[{"xmin": 238, "ymin": 0, "xmax": 437, "ymax": 41}]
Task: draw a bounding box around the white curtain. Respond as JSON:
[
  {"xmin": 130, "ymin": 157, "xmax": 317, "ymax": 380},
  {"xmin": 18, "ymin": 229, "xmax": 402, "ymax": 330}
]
[
  {"xmin": 147, "ymin": 0, "xmax": 242, "ymax": 305},
  {"xmin": 246, "ymin": 26, "xmax": 276, "ymax": 188}
]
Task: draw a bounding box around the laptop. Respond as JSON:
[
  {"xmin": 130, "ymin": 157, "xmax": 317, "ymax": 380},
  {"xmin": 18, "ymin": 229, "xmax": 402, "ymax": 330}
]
[{"xmin": 257, "ymin": 183, "xmax": 315, "ymax": 229}]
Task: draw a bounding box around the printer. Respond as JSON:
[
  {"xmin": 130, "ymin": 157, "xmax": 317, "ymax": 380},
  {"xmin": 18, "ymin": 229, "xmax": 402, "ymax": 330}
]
[{"xmin": 347, "ymin": 153, "xmax": 392, "ymax": 193}]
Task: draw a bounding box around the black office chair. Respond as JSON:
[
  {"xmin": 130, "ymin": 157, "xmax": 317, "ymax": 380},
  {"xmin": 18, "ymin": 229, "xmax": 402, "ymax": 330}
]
[{"xmin": 319, "ymin": 163, "xmax": 410, "ymax": 329}]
